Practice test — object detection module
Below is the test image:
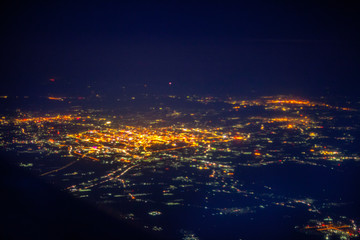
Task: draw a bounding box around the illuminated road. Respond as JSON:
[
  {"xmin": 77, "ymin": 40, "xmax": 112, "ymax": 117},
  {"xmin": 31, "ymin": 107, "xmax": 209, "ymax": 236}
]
[
  {"xmin": 305, "ymin": 224, "xmax": 352, "ymax": 231},
  {"xmin": 40, "ymin": 159, "xmax": 78, "ymax": 176},
  {"xmin": 41, "ymin": 148, "xmax": 97, "ymax": 177},
  {"xmin": 67, "ymin": 163, "xmax": 140, "ymax": 192}
]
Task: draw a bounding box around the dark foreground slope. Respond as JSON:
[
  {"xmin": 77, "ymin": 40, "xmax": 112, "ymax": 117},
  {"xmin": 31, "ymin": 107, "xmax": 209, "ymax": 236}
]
[{"xmin": 0, "ymin": 154, "xmax": 165, "ymax": 240}]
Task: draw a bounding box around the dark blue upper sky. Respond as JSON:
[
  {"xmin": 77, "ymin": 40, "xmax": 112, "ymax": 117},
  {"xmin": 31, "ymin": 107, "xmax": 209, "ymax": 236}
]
[{"xmin": 1, "ymin": 0, "xmax": 359, "ymax": 97}]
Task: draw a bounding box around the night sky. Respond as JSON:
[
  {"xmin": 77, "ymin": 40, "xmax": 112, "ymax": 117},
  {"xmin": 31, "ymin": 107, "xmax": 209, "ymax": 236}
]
[{"xmin": 1, "ymin": 0, "xmax": 359, "ymax": 97}]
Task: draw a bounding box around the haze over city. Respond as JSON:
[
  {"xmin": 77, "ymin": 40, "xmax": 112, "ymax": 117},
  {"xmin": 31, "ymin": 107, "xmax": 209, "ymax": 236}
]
[{"xmin": 1, "ymin": 1, "xmax": 360, "ymax": 240}]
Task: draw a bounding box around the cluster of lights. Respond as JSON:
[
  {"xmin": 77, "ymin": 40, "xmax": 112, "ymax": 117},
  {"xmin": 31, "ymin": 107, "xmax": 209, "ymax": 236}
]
[
  {"xmin": 15, "ymin": 115, "xmax": 80, "ymax": 124},
  {"xmin": 66, "ymin": 126, "xmax": 245, "ymax": 160}
]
